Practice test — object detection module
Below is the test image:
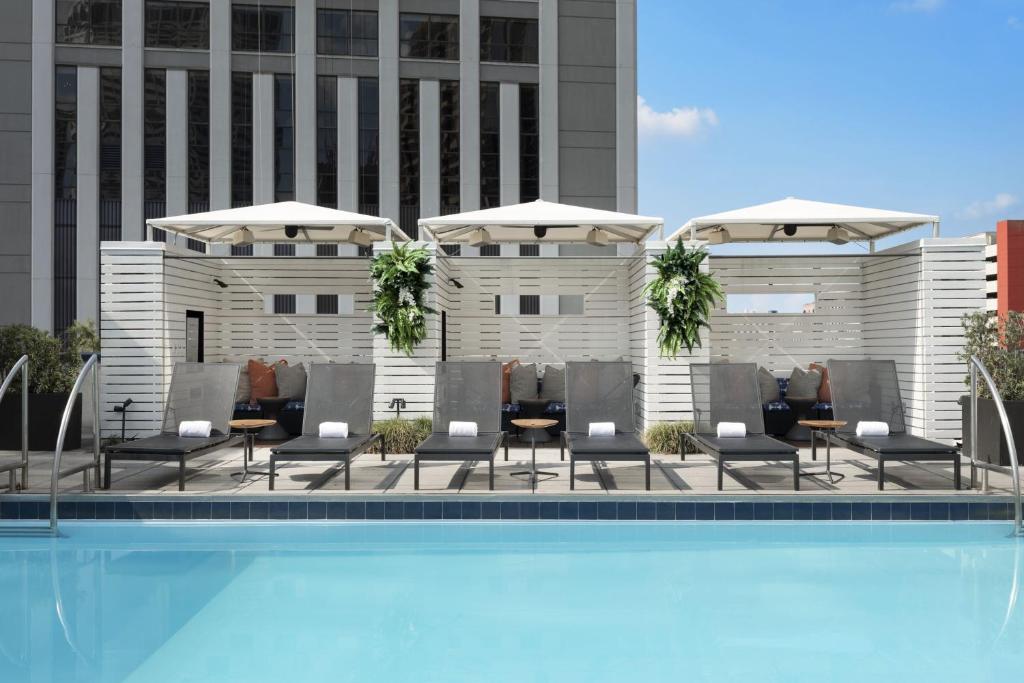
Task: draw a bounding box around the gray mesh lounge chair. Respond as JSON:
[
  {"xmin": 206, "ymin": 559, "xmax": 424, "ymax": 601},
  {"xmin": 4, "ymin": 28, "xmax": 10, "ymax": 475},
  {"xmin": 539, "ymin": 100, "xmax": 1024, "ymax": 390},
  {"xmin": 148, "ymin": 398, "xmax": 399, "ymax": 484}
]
[
  {"xmin": 104, "ymin": 362, "xmax": 241, "ymax": 491},
  {"xmin": 269, "ymin": 363, "xmax": 380, "ymax": 490},
  {"xmin": 560, "ymin": 361, "xmax": 651, "ymax": 490},
  {"xmin": 414, "ymin": 362, "xmax": 507, "ymax": 490},
  {"xmin": 682, "ymin": 363, "xmax": 799, "ymax": 490},
  {"xmin": 826, "ymin": 359, "xmax": 961, "ymax": 490}
]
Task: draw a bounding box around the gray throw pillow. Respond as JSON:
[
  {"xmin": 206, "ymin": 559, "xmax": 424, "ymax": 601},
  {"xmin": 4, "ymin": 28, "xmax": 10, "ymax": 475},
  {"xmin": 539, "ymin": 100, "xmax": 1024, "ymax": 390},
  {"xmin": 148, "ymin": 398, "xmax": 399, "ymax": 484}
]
[
  {"xmin": 787, "ymin": 367, "xmax": 822, "ymax": 400},
  {"xmin": 539, "ymin": 365, "xmax": 566, "ymax": 402},
  {"xmin": 757, "ymin": 367, "xmax": 780, "ymax": 403},
  {"xmin": 275, "ymin": 363, "xmax": 308, "ymax": 400},
  {"xmin": 510, "ymin": 363, "xmax": 538, "ymax": 403},
  {"xmin": 235, "ymin": 369, "xmax": 251, "ymax": 404}
]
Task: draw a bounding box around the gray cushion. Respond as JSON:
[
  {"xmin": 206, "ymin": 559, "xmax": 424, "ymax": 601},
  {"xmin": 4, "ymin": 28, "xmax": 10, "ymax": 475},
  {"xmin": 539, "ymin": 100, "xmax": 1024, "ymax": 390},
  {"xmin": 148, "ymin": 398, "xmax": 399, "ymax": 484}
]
[
  {"xmin": 787, "ymin": 367, "xmax": 821, "ymax": 400},
  {"xmin": 510, "ymin": 363, "xmax": 538, "ymax": 403},
  {"xmin": 539, "ymin": 365, "xmax": 566, "ymax": 402},
  {"xmin": 275, "ymin": 362, "xmax": 308, "ymax": 400},
  {"xmin": 757, "ymin": 367, "xmax": 780, "ymax": 403},
  {"xmin": 235, "ymin": 369, "xmax": 251, "ymax": 404}
]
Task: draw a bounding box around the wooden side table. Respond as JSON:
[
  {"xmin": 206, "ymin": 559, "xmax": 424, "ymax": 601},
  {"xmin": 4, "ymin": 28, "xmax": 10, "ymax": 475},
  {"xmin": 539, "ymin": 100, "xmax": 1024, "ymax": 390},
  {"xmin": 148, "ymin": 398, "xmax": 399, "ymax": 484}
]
[
  {"xmin": 229, "ymin": 419, "xmax": 277, "ymax": 482},
  {"xmin": 798, "ymin": 419, "xmax": 847, "ymax": 484},
  {"xmin": 517, "ymin": 398, "xmax": 553, "ymax": 443},
  {"xmin": 511, "ymin": 418, "xmax": 559, "ymax": 491}
]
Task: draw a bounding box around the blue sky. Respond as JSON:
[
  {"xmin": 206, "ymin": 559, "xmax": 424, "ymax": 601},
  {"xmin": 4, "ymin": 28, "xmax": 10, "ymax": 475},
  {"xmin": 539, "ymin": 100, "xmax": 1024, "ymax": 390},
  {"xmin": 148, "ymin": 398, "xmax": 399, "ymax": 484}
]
[{"xmin": 637, "ymin": 0, "xmax": 1024, "ymax": 251}]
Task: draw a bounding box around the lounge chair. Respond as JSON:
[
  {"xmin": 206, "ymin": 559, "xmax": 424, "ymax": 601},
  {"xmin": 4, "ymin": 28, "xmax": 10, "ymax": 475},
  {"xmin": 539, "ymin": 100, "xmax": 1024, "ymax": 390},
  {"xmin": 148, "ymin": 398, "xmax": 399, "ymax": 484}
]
[
  {"xmin": 826, "ymin": 359, "xmax": 961, "ymax": 490},
  {"xmin": 104, "ymin": 362, "xmax": 241, "ymax": 491},
  {"xmin": 269, "ymin": 363, "xmax": 381, "ymax": 490},
  {"xmin": 414, "ymin": 361, "xmax": 507, "ymax": 490},
  {"xmin": 561, "ymin": 361, "xmax": 651, "ymax": 490},
  {"xmin": 682, "ymin": 363, "xmax": 800, "ymax": 490}
]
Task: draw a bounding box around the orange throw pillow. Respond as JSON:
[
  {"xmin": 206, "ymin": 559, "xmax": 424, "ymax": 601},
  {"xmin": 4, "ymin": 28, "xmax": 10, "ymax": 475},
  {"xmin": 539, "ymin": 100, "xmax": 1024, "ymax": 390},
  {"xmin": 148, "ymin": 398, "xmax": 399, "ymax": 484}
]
[
  {"xmin": 248, "ymin": 359, "xmax": 280, "ymax": 402},
  {"xmin": 810, "ymin": 362, "xmax": 831, "ymax": 403},
  {"xmin": 502, "ymin": 360, "xmax": 520, "ymax": 404}
]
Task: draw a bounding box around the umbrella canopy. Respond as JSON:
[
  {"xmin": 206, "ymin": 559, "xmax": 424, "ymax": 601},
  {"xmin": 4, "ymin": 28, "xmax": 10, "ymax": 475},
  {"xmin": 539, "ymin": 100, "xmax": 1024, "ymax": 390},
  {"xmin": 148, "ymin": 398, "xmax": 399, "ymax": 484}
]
[
  {"xmin": 418, "ymin": 199, "xmax": 664, "ymax": 244},
  {"xmin": 667, "ymin": 197, "xmax": 940, "ymax": 244},
  {"xmin": 146, "ymin": 201, "xmax": 407, "ymax": 245}
]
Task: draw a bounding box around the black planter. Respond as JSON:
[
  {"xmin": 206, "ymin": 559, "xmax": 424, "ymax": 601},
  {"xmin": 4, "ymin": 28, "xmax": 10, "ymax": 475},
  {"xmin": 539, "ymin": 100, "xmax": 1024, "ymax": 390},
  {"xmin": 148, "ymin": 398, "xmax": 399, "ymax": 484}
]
[
  {"xmin": 0, "ymin": 393, "xmax": 82, "ymax": 451},
  {"xmin": 961, "ymin": 396, "xmax": 1024, "ymax": 467}
]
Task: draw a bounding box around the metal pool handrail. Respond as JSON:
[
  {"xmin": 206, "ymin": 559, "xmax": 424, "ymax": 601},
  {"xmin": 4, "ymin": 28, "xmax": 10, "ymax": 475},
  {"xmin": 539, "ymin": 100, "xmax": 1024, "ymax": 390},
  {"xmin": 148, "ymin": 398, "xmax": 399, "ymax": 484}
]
[
  {"xmin": 969, "ymin": 355, "xmax": 1023, "ymax": 536},
  {"xmin": 0, "ymin": 355, "xmax": 29, "ymax": 491},
  {"xmin": 49, "ymin": 354, "xmax": 101, "ymax": 533}
]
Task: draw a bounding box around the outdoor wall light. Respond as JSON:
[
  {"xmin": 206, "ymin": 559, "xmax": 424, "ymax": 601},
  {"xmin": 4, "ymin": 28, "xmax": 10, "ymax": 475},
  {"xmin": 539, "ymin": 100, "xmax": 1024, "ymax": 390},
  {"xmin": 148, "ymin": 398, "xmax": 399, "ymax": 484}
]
[
  {"xmin": 533, "ymin": 225, "xmax": 548, "ymax": 238},
  {"xmin": 285, "ymin": 225, "xmax": 300, "ymax": 239},
  {"xmin": 213, "ymin": 278, "xmax": 228, "ymax": 289},
  {"xmin": 782, "ymin": 224, "xmax": 798, "ymax": 236},
  {"xmin": 449, "ymin": 278, "xmax": 464, "ymax": 289},
  {"xmin": 468, "ymin": 228, "xmax": 493, "ymax": 246}
]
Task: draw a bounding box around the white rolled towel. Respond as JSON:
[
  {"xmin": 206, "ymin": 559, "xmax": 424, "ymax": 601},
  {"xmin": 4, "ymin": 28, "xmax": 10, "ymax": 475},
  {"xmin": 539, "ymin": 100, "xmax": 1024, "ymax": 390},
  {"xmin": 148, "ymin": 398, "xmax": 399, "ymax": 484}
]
[
  {"xmin": 588, "ymin": 422, "xmax": 615, "ymax": 437},
  {"xmin": 319, "ymin": 422, "xmax": 349, "ymax": 438},
  {"xmin": 716, "ymin": 422, "xmax": 747, "ymax": 438},
  {"xmin": 178, "ymin": 420, "xmax": 212, "ymax": 438},
  {"xmin": 856, "ymin": 421, "xmax": 889, "ymax": 437},
  {"xmin": 449, "ymin": 421, "xmax": 478, "ymax": 437}
]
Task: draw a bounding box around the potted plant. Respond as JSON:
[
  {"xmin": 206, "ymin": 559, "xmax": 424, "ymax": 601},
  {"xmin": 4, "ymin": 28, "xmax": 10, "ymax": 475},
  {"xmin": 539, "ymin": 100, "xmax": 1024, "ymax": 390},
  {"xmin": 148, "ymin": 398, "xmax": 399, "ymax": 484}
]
[
  {"xmin": 369, "ymin": 244, "xmax": 437, "ymax": 356},
  {"xmin": 643, "ymin": 240, "xmax": 723, "ymax": 358},
  {"xmin": 959, "ymin": 311, "xmax": 1024, "ymax": 467},
  {"xmin": 0, "ymin": 321, "xmax": 99, "ymax": 450}
]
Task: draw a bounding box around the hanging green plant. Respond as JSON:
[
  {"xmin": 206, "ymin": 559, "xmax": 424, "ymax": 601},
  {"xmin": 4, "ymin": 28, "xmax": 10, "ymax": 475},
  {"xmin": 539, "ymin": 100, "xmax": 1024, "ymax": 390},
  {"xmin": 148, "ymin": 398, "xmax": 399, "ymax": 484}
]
[
  {"xmin": 369, "ymin": 244, "xmax": 437, "ymax": 356},
  {"xmin": 643, "ymin": 240, "xmax": 723, "ymax": 358}
]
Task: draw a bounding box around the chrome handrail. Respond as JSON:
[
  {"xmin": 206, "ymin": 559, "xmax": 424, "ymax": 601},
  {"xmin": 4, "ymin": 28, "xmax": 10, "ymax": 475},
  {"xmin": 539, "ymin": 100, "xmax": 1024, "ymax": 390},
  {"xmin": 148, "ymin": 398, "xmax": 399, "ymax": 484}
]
[
  {"xmin": 0, "ymin": 355, "xmax": 29, "ymax": 491},
  {"xmin": 49, "ymin": 354, "xmax": 101, "ymax": 533},
  {"xmin": 969, "ymin": 355, "xmax": 1023, "ymax": 536}
]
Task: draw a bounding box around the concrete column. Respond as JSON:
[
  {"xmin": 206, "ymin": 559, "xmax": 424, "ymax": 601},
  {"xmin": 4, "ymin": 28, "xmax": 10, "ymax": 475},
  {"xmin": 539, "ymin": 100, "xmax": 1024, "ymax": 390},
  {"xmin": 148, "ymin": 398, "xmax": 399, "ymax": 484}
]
[
  {"xmin": 121, "ymin": 0, "xmax": 144, "ymax": 237},
  {"xmin": 378, "ymin": 5, "xmax": 400, "ymax": 220},
  {"xmin": 538, "ymin": 0, "xmax": 559, "ymax": 202},
  {"xmin": 419, "ymin": 79, "xmax": 440, "ymax": 219},
  {"xmin": 499, "ymin": 82, "xmax": 520, "ymax": 206},
  {"xmin": 997, "ymin": 220, "xmax": 1024, "ymax": 317},
  {"xmin": 253, "ymin": 73, "xmax": 276, "ymax": 204},
  {"xmin": 165, "ymin": 70, "xmax": 189, "ymax": 215},
  {"xmin": 209, "ymin": 0, "xmax": 232, "ymax": 209},
  {"xmin": 459, "ymin": 0, "xmax": 481, "ymax": 211},
  {"xmin": 337, "ymin": 77, "xmax": 359, "ymax": 210},
  {"xmin": 30, "ymin": 0, "xmax": 55, "ymax": 330},
  {"xmin": 294, "ymin": 0, "xmax": 316, "ymax": 203},
  {"xmin": 76, "ymin": 67, "xmax": 100, "ymax": 324},
  {"xmin": 615, "ymin": 0, "xmax": 638, "ymax": 213}
]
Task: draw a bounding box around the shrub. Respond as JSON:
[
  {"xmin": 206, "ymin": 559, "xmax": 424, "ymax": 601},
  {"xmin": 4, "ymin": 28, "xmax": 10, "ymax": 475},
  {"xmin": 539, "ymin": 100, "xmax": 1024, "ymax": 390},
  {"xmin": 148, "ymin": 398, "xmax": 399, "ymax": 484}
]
[
  {"xmin": 372, "ymin": 416, "xmax": 432, "ymax": 455},
  {"xmin": 369, "ymin": 244, "xmax": 436, "ymax": 356},
  {"xmin": 959, "ymin": 311, "xmax": 1024, "ymax": 401},
  {"xmin": 0, "ymin": 322, "xmax": 97, "ymax": 394},
  {"xmin": 643, "ymin": 240, "xmax": 723, "ymax": 358},
  {"xmin": 643, "ymin": 421, "xmax": 696, "ymax": 455}
]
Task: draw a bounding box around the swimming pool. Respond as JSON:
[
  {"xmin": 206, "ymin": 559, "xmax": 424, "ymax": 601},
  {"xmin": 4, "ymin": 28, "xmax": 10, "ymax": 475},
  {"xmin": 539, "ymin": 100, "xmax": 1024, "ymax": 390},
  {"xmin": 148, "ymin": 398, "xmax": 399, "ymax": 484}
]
[{"xmin": 1, "ymin": 522, "xmax": 1021, "ymax": 682}]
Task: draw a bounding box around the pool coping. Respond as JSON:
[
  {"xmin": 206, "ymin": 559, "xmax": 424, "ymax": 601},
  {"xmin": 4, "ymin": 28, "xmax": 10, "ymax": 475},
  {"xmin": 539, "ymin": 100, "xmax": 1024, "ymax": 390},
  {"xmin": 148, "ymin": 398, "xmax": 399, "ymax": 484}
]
[{"xmin": 0, "ymin": 494, "xmax": 1017, "ymax": 522}]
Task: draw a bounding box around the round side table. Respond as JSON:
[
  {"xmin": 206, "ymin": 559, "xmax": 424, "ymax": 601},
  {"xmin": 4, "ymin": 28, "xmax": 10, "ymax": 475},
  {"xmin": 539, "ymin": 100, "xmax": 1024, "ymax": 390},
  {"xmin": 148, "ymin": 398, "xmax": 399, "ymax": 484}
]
[
  {"xmin": 511, "ymin": 418, "xmax": 559, "ymax": 491},
  {"xmin": 229, "ymin": 419, "xmax": 277, "ymax": 482},
  {"xmin": 797, "ymin": 419, "xmax": 847, "ymax": 484},
  {"xmin": 517, "ymin": 398, "xmax": 553, "ymax": 443}
]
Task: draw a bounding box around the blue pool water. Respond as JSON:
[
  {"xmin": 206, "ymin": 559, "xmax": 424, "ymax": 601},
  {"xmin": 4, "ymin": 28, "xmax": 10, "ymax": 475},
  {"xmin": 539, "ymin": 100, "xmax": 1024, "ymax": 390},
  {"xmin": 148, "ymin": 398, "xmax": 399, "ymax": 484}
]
[{"xmin": 1, "ymin": 522, "xmax": 1022, "ymax": 683}]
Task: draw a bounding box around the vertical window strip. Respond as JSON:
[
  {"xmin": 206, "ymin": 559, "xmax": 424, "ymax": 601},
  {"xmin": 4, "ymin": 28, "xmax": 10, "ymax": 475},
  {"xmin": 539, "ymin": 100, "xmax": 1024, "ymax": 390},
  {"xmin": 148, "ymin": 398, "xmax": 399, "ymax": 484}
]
[
  {"xmin": 479, "ymin": 82, "xmax": 500, "ymax": 209},
  {"xmin": 316, "ymin": 76, "xmax": 338, "ymax": 208},
  {"xmin": 274, "ymin": 74, "xmax": 294, "ymax": 201},
  {"xmin": 231, "ymin": 72, "xmax": 253, "ymax": 208},
  {"xmin": 519, "ymin": 83, "xmax": 540, "ymax": 203},
  {"xmin": 358, "ymin": 78, "xmax": 379, "ymax": 215},
  {"xmin": 54, "ymin": 66, "xmax": 78, "ymax": 334},
  {"xmin": 99, "ymin": 67, "xmax": 122, "ymax": 241},
  {"xmin": 399, "ymin": 79, "xmax": 420, "ymax": 239},
  {"xmin": 439, "ymin": 80, "xmax": 460, "ymax": 214},
  {"xmin": 144, "ymin": 68, "xmax": 167, "ymax": 243}
]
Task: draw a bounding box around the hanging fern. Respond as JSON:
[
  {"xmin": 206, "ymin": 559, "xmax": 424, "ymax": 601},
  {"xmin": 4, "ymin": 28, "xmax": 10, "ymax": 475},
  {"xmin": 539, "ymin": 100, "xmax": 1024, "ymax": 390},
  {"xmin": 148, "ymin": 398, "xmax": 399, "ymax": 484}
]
[
  {"xmin": 643, "ymin": 240, "xmax": 723, "ymax": 358},
  {"xmin": 369, "ymin": 244, "xmax": 437, "ymax": 356}
]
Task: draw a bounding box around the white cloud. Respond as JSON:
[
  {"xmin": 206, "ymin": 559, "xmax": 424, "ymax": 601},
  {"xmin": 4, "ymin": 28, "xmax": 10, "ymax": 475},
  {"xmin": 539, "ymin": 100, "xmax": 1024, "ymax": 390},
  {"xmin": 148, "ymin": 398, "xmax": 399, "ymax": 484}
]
[
  {"xmin": 637, "ymin": 97, "xmax": 718, "ymax": 139},
  {"xmin": 1009, "ymin": 16, "xmax": 1022, "ymax": 30},
  {"xmin": 890, "ymin": 0, "xmax": 944, "ymax": 12},
  {"xmin": 960, "ymin": 193, "xmax": 1018, "ymax": 219}
]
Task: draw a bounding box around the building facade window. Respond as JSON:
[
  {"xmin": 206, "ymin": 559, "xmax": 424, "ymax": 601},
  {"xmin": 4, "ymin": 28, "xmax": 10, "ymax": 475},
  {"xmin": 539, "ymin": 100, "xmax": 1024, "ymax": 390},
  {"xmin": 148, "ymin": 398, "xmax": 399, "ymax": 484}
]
[
  {"xmin": 358, "ymin": 78, "xmax": 379, "ymax": 215},
  {"xmin": 231, "ymin": 244, "xmax": 254, "ymax": 256},
  {"xmin": 519, "ymin": 83, "xmax": 539, "ymax": 203},
  {"xmin": 316, "ymin": 76, "xmax": 337, "ymax": 208},
  {"xmin": 316, "ymin": 294, "xmax": 339, "ymax": 315},
  {"xmin": 399, "ymin": 79, "xmax": 420, "ymax": 239},
  {"xmin": 519, "ymin": 244, "xmax": 539, "ymax": 256},
  {"xmin": 145, "ymin": 1, "xmax": 210, "ymax": 49},
  {"xmin": 274, "ymin": 74, "xmax": 294, "ymax": 201},
  {"xmin": 273, "ymin": 294, "xmax": 296, "ymax": 314},
  {"xmin": 231, "ymin": 72, "xmax": 253, "ymax": 208},
  {"xmin": 187, "ymin": 71, "xmax": 210, "ymax": 211},
  {"xmin": 232, "ymin": 4, "xmax": 294, "ymax": 53},
  {"xmin": 399, "ymin": 14, "xmax": 458, "ymax": 60},
  {"xmin": 480, "ymin": 17, "xmax": 538, "ymax": 64},
  {"xmin": 56, "ymin": 0, "xmax": 122, "ymax": 46},
  {"xmin": 99, "ymin": 67, "xmax": 122, "ymax": 242},
  {"xmin": 480, "ymin": 245, "xmax": 500, "ymax": 256},
  {"xmin": 440, "ymin": 80, "xmax": 460, "ymax": 214},
  {"xmin": 54, "ymin": 66, "xmax": 78, "ymax": 334},
  {"xmin": 316, "ymin": 8, "xmax": 378, "ymax": 57},
  {"xmin": 143, "ymin": 68, "xmax": 167, "ymax": 238},
  {"xmin": 274, "ymin": 244, "xmax": 296, "ymax": 257},
  {"xmin": 316, "ymin": 244, "xmax": 338, "ymax": 257},
  {"xmin": 479, "ymin": 82, "xmax": 500, "ymax": 209}
]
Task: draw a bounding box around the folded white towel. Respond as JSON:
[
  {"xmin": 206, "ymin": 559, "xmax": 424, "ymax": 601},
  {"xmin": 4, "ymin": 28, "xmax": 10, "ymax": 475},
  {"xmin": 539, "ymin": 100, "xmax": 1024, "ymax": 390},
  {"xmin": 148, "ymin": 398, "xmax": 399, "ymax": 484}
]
[
  {"xmin": 856, "ymin": 421, "xmax": 889, "ymax": 437},
  {"xmin": 716, "ymin": 422, "xmax": 747, "ymax": 438},
  {"xmin": 588, "ymin": 422, "xmax": 615, "ymax": 437},
  {"xmin": 319, "ymin": 422, "xmax": 349, "ymax": 438},
  {"xmin": 178, "ymin": 420, "xmax": 212, "ymax": 438},
  {"xmin": 449, "ymin": 421, "xmax": 478, "ymax": 437}
]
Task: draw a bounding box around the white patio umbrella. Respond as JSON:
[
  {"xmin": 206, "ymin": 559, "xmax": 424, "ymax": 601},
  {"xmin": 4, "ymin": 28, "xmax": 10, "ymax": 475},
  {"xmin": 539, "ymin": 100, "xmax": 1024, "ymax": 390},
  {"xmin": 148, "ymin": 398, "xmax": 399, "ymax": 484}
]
[
  {"xmin": 667, "ymin": 197, "xmax": 940, "ymax": 245},
  {"xmin": 146, "ymin": 201, "xmax": 408, "ymax": 246},
  {"xmin": 418, "ymin": 199, "xmax": 664, "ymax": 244}
]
